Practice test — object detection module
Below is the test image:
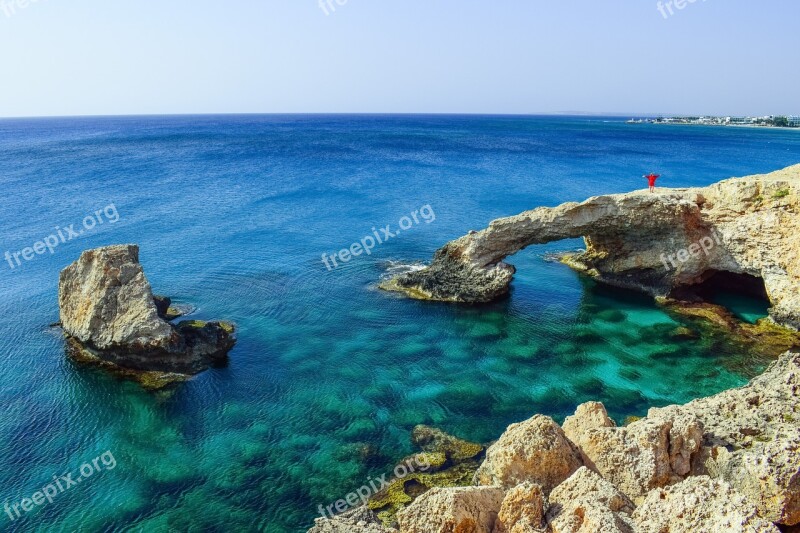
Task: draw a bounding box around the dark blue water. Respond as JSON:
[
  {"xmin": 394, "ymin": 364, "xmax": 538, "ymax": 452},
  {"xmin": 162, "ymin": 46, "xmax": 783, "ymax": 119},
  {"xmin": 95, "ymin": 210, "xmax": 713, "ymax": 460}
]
[{"xmin": 1, "ymin": 115, "xmax": 798, "ymax": 532}]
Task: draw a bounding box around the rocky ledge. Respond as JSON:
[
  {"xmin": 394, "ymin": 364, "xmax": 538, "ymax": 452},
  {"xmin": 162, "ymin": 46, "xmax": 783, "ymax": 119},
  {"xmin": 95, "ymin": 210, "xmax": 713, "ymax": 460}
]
[
  {"xmin": 59, "ymin": 245, "xmax": 236, "ymax": 389},
  {"xmin": 310, "ymin": 350, "xmax": 800, "ymax": 532},
  {"xmin": 381, "ymin": 164, "xmax": 800, "ymax": 330}
]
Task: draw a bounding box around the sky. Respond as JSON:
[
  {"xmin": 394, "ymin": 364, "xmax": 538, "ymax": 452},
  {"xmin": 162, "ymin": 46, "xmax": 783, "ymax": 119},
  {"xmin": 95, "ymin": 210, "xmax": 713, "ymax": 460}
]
[{"xmin": 0, "ymin": 0, "xmax": 798, "ymax": 118}]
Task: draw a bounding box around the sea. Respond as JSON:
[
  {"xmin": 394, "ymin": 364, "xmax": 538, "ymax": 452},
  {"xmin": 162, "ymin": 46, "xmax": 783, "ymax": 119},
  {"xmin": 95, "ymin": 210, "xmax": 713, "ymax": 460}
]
[{"xmin": 1, "ymin": 114, "xmax": 798, "ymax": 532}]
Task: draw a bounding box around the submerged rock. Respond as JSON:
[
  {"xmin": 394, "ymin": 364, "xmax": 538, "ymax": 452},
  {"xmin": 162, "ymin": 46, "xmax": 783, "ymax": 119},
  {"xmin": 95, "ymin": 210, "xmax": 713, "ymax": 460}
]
[
  {"xmin": 368, "ymin": 427, "xmax": 485, "ymax": 527},
  {"xmin": 381, "ymin": 164, "xmax": 800, "ymax": 330},
  {"xmin": 59, "ymin": 245, "xmax": 236, "ymax": 389},
  {"xmin": 309, "ymin": 506, "xmax": 396, "ymax": 533}
]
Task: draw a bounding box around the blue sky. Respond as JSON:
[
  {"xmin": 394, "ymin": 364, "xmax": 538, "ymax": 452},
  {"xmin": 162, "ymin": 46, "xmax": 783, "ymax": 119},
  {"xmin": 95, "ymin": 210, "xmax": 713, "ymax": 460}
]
[{"xmin": 0, "ymin": 0, "xmax": 798, "ymax": 117}]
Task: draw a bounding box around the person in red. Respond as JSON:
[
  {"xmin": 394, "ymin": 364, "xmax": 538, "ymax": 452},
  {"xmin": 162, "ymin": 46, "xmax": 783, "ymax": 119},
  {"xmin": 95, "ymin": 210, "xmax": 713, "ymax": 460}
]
[{"xmin": 643, "ymin": 173, "xmax": 660, "ymax": 192}]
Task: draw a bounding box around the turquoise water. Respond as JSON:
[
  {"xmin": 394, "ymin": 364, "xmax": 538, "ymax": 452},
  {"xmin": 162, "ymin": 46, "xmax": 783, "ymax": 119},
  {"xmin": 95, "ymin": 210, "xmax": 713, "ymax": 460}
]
[{"xmin": 1, "ymin": 115, "xmax": 798, "ymax": 532}]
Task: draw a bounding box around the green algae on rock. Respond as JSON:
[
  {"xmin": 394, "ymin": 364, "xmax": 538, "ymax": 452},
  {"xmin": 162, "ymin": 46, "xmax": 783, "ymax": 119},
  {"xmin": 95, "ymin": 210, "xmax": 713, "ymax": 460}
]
[
  {"xmin": 364, "ymin": 426, "xmax": 486, "ymax": 528},
  {"xmin": 58, "ymin": 245, "xmax": 237, "ymax": 388}
]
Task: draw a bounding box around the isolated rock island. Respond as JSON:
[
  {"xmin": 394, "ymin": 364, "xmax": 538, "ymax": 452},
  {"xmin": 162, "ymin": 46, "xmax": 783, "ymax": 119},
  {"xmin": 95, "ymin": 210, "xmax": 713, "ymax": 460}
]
[
  {"xmin": 381, "ymin": 164, "xmax": 800, "ymax": 330},
  {"xmin": 59, "ymin": 244, "xmax": 236, "ymax": 389}
]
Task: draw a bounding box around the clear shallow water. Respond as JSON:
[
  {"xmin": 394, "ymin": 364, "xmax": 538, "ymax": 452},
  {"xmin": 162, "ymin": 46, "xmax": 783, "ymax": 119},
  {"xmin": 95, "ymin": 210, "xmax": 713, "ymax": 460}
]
[{"xmin": 0, "ymin": 115, "xmax": 798, "ymax": 532}]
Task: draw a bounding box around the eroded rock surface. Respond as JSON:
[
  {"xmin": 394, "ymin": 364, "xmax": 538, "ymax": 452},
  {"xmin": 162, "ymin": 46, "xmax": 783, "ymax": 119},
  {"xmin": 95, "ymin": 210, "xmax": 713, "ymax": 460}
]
[
  {"xmin": 546, "ymin": 467, "xmax": 635, "ymax": 533},
  {"xmin": 59, "ymin": 245, "xmax": 236, "ymax": 388},
  {"xmin": 382, "ymin": 164, "xmax": 800, "ymax": 329},
  {"xmin": 396, "ymin": 486, "xmax": 505, "ymax": 533},
  {"xmin": 568, "ymin": 411, "xmax": 704, "ymax": 499},
  {"xmin": 632, "ymin": 476, "xmax": 780, "ymax": 533},
  {"xmin": 493, "ymin": 482, "xmax": 547, "ymax": 533},
  {"xmin": 649, "ymin": 351, "xmax": 800, "ymax": 525},
  {"xmin": 474, "ymin": 415, "xmax": 583, "ymax": 492}
]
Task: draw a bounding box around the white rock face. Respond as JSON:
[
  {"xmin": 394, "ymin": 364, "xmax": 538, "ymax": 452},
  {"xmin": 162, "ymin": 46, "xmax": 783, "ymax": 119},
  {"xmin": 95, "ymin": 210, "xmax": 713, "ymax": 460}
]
[
  {"xmin": 59, "ymin": 244, "xmax": 177, "ymax": 351},
  {"xmin": 632, "ymin": 476, "xmax": 780, "ymax": 533},
  {"xmin": 474, "ymin": 415, "xmax": 583, "ymax": 492},
  {"xmin": 396, "ymin": 486, "xmax": 505, "ymax": 533},
  {"xmin": 546, "ymin": 467, "xmax": 635, "ymax": 533},
  {"xmin": 385, "ymin": 164, "xmax": 800, "ymax": 328}
]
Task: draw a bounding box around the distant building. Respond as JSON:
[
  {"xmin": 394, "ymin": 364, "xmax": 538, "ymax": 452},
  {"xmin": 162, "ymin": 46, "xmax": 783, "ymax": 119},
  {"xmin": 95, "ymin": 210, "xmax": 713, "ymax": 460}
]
[{"xmin": 788, "ymin": 116, "xmax": 800, "ymax": 127}]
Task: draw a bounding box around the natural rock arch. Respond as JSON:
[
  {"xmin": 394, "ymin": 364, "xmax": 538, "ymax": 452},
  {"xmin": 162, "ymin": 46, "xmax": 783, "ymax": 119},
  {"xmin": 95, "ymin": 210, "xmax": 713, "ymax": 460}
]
[{"xmin": 381, "ymin": 165, "xmax": 800, "ymax": 330}]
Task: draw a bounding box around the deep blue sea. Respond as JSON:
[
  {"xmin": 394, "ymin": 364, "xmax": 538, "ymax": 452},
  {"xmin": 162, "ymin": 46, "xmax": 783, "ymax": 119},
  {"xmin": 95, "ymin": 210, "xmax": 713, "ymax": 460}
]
[{"xmin": 1, "ymin": 115, "xmax": 799, "ymax": 532}]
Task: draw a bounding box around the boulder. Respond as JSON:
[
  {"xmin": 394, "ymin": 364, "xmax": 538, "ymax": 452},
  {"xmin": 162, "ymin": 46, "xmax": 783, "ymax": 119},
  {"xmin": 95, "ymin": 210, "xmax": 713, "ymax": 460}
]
[
  {"xmin": 632, "ymin": 476, "xmax": 779, "ymax": 533},
  {"xmin": 546, "ymin": 467, "xmax": 635, "ymax": 533},
  {"xmin": 59, "ymin": 245, "xmax": 236, "ymax": 388},
  {"xmin": 493, "ymin": 483, "xmax": 546, "ymax": 533},
  {"xmin": 561, "ymin": 401, "xmax": 616, "ymax": 452},
  {"xmin": 474, "ymin": 415, "xmax": 583, "ymax": 492},
  {"xmin": 567, "ymin": 411, "xmax": 703, "ymax": 499},
  {"xmin": 396, "ymin": 486, "xmax": 505, "ymax": 533}
]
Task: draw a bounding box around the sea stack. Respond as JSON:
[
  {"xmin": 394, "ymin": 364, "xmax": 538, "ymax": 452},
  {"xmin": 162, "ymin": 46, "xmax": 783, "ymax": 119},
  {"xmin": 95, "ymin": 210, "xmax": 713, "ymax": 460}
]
[{"xmin": 58, "ymin": 244, "xmax": 236, "ymax": 388}]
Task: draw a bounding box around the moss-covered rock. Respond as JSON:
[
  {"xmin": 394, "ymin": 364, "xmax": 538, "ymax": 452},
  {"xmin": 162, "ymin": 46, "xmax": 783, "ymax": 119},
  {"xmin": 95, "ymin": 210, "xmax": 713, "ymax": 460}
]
[{"xmin": 659, "ymin": 298, "xmax": 800, "ymax": 358}]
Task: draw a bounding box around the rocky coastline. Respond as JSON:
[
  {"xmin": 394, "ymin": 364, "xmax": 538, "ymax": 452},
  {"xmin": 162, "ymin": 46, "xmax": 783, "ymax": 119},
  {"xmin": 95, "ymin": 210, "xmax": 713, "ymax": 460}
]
[
  {"xmin": 310, "ymin": 350, "xmax": 800, "ymax": 532},
  {"xmin": 58, "ymin": 244, "xmax": 236, "ymax": 389},
  {"xmin": 330, "ymin": 165, "xmax": 800, "ymax": 531}
]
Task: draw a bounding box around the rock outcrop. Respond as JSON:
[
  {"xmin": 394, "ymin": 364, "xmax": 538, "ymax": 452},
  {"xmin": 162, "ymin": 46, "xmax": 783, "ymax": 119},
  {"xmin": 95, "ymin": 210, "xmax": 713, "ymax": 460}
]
[
  {"xmin": 381, "ymin": 164, "xmax": 800, "ymax": 329},
  {"xmin": 647, "ymin": 351, "xmax": 800, "ymax": 524},
  {"xmin": 311, "ymin": 351, "xmax": 800, "ymax": 532},
  {"xmin": 396, "ymin": 486, "xmax": 505, "ymax": 533},
  {"xmin": 59, "ymin": 245, "xmax": 236, "ymax": 388},
  {"xmin": 474, "ymin": 415, "xmax": 583, "ymax": 492},
  {"xmin": 567, "ymin": 412, "xmax": 704, "ymax": 499},
  {"xmin": 493, "ymin": 483, "xmax": 547, "ymax": 533},
  {"xmin": 632, "ymin": 476, "xmax": 779, "ymax": 533},
  {"xmin": 546, "ymin": 467, "xmax": 635, "ymax": 533}
]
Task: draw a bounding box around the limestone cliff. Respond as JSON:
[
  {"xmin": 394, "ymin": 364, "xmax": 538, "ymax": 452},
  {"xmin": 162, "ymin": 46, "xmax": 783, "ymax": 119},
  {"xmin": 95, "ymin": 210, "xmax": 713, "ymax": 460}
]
[
  {"xmin": 381, "ymin": 164, "xmax": 800, "ymax": 329},
  {"xmin": 59, "ymin": 245, "xmax": 236, "ymax": 388}
]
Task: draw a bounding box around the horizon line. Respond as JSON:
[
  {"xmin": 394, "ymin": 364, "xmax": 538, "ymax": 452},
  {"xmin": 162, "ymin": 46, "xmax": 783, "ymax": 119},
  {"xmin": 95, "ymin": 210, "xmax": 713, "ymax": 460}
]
[{"xmin": 4, "ymin": 111, "xmax": 797, "ymax": 121}]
